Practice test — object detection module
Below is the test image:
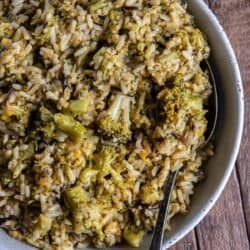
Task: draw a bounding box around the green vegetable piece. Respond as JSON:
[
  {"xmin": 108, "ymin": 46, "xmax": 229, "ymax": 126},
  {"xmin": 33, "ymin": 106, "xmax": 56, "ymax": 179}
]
[
  {"xmin": 123, "ymin": 226, "xmax": 144, "ymax": 247},
  {"xmin": 25, "ymin": 238, "xmax": 39, "ymax": 248},
  {"xmin": 42, "ymin": 122, "xmax": 55, "ymax": 138},
  {"xmin": 54, "ymin": 113, "xmax": 86, "ymax": 141},
  {"xmin": 38, "ymin": 214, "xmax": 52, "ymax": 235},
  {"xmin": 93, "ymin": 146, "xmax": 124, "ymax": 187},
  {"xmin": 13, "ymin": 163, "xmax": 26, "ymax": 179},
  {"xmin": 0, "ymin": 170, "xmax": 12, "ymax": 186},
  {"xmin": 79, "ymin": 168, "xmax": 98, "ymax": 186},
  {"xmin": 109, "ymin": 9, "xmax": 121, "ymax": 21},
  {"xmin": 40, "ymin": 106, "xmax": 55, "ymax": 138},
  {"xmin": 23, "ymin": 143, "xmax": 35, "ymax": 160},
  {"xmin": 88, "ymin": 0, "xmax": 111, "ymax": 12},
  {"xmin": 98, "ymin": 94, "xmax": 132, "ymax": 142},
  {"xmin": 34, "ymin": 214, "xmax": 52, "ymax": 238},
  {"xmin": 40, "ymin": 106, "xmax": 53, "ymax": 122},
  {"xmin": 16, "ymin": 74, "xmax": 25, "ymax": 84},
  {"xmin": 140, "ymin": 183, "xmax": 160, "ymax": 204},
  {"xmin": 94, "ymin": 146, "xmax": 117, "ymax": 176},
  {"xmin": 94, "ymin": 146, "xmax": 117, "ymax": 168},
  {"xmin": 13, "ymin": 29, "xmax": 22, "ymax": 42},
  {"xmin": 68, "ymin": 99, "xmax": 90, "ymax": 116},
  {"xmin": 109, "ymin": 168, "xmax": 123, "ymax": 183},
  {"xmin": 184, "ymin": 94, "xmax": 203, "ymax": 111},
  {"xmin": 64, "ymin": 186, "xmax": 90, "ymax": 209},
  {"xmin": 64, "ymin": 186, "xmax": 90, "ymax": 233}
]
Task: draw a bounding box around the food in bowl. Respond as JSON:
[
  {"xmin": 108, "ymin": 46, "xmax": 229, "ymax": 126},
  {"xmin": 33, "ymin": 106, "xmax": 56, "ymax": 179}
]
[{"xmin": 0, "ymin": 0, "xmax": 213, "ymax": 249}]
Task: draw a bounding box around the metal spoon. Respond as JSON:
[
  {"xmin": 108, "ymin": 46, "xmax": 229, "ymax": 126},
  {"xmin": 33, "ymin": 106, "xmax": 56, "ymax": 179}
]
[
  {"xmin": 149, "ymin": 59, "xmax": 218, "ymax": 250},
  {"xmin": 149, "ymin": 170, "xmax": 179, "ymax": 250}
]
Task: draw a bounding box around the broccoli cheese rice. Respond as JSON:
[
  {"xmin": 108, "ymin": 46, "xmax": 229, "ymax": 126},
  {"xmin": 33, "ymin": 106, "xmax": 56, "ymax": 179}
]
[{"xmin": 0, "ymin": 0, "xmax": 213, "ymax": 249}]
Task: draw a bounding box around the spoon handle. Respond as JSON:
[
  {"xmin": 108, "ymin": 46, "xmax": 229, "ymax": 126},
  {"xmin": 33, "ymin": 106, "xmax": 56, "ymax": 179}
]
[{"xmin": 149, "ymin": 171, "xmax": 178, "ymax": 250}]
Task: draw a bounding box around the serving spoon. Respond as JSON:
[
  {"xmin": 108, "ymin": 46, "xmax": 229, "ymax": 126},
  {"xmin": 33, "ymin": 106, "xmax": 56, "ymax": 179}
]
[{"xmin": 149, "ymin": 59, "xmax": 218, "ymax": 250}]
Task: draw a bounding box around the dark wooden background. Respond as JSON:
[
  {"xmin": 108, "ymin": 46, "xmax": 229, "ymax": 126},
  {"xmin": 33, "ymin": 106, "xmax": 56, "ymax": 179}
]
[{"xmin": 170, "ymin": 1, "xmax": 250, "ymax": 249}]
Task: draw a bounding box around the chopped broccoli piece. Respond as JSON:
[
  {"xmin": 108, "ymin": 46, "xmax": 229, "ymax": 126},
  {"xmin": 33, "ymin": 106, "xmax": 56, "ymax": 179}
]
[
  {"xmin": 94, "ymin": 145, "xmax": 117, "ymax": 175},
  {"xmin": 79, "ymin": 168, "xmax": 98, "ymax": 187},
  {"xmin": 25, "ymin": 238, "xmax": 39, "ymax": 248},
  {"xmin": 123, "ymin": 226, "xmax": 144, "ymax": 247},
  {"xmin": 184, "ymin": 94, "xmax": 203, "ymax": 111},
  {"xmin": 93, "ymin": 146, "xmax": 115, "ymax": 177},
  {"xmin": 95, "ymin": 145, "xmax": 117, "ymax": 165},
  {"xmin": 93, "ymin": 146, "xmax": 124, "ymax": 187},
  {"xmin": 0, "ymin": 170, "xmax": 12, "ymax": 186},
  {"xmin": 13, "ymin": 29, "xmax": 23, "ymax": 42},
  {"xmin": 42, "ymin": 122, "xmax": 55, "ymax": 139},
  {"xmin": 67, "ymin": 99, "xmax": 90, "ymax": 116},
  {"xmin": 13, "ymin": 163, "xmax": 27, "ymax": 179},
  {"xmin": 23, "ymin": 143, "xmax": 35, "ymax": 160},
  {"xmin": 54, "ymin": 113, "xmax": 86, "ymax": 142},
  {"xmin": 88, "ymin": 0, "xmax": 112, "ymax": 12},
  {"xmin": 155, "ymin": 83, "xmax": 206, "ymax": 138},
  {"xmin": 140, "ymin": 183, "xmax": 160, "ymax": 204},
  {"xmin": 34, "ymin": 214, "xmax": 52, "ymax": 239},
  {"xmin": 159, "ymin": 81, "xmax": 203, "ymax": 113},
  {"xmin": 40, "ymin": 106, "xmax": 53, "ymax": 122},
  {"xmin": 39, "ymin": 107, "xmax": 55, "ymax": 139},
  {"xmin": 64, "ymin": 186, "xmax": 90, "ymax": 234},
  {"xmin": 64, "ymin": 186, "xmax": 90, "ymax": 209},
  {"xmin": 109, "ymin": 167, "xmax": 123, "ymax": 186},
  {"xmin": 98, "ymin": 94, "xmax": 133, "ymax": 142}
]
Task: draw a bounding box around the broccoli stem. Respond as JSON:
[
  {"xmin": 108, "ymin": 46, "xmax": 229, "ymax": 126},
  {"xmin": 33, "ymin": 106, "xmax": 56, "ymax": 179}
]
[
  {"xmin": 98, "ymin": 93, "xmax": 133, "ymax": 142},
  {"xmin": 107, "ymin": 94, "xmax": 124, "ymax": 120},
  {"xmin": 108, "ymin": 94, "xmax": 132, "ymax": 123},
  {"xmin": 122, "ymin": 96, "xmax": 131, "ymax": 127}
]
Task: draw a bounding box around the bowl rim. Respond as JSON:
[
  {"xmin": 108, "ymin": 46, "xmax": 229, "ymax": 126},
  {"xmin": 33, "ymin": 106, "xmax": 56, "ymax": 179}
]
[{"xmin": 163, "ymin": 1, "xmax": 244, "ymax": 248}]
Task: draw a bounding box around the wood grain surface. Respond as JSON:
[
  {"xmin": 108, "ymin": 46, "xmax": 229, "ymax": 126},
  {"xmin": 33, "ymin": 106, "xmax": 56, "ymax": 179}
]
[{"xmin": 170, "ymin": 1, "xmax": 250, "ymax": 249}]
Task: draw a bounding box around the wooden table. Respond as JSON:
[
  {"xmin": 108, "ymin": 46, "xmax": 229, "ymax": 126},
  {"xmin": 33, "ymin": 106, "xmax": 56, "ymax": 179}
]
[{"xmin": 170, "ymin": 1, "xmax": 250, "ymax": 249}]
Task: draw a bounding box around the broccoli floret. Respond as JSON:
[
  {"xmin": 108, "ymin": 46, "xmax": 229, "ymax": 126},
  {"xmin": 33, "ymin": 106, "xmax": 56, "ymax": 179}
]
[
  {"xmin": 39, "ymin": 107, "xmax": 56, "ymax": 139},
  {"xmin": 40, "ymin": 106, "xmax": 53, "ymax": 122},
  {"xmin": 23, "ymin": 143, "xmax": 35, "ymax": 160},
  {"xmin": 123, "ymin": 226, "xmax": 144, "ymax": 247},
  {"xmin": 79, "ymin": 168, "xmax": 98, "ymax": 187},
  {"xmin": 88, "ymin": 0, "xmax": 112, "ymax": 13},
  {"xmin": 154, "ymin": 84, "xmax": 206, "ymax": 138},
  {"xmin": 140, "ymin": 183, "xmax": 160, "ymax": 204},
  {"xmin": 0, "ymin": 170, "xmax": 12, "ymax": 186},
  {"xmin": 64, "ymin": 186, "xmax": 90, "ymax": 233},
  {"xmin": 54, "ymin": 113, "xmax": 86, "ymax": 142},
  {"xmin": 93, "ymin": 146, "xmax": 124, "ymax": 187},
  {"xmin": 33, "ymin": 214, "xmax": 52, "ymax": 239},
  {"xmin": 98, "ymin": 94, "xmax": 133, "ymax": 142},
  {"xmin": 184, "ymin": 94, "xmax": 203, "ymax": 111},
  {"xmin": 12, "ymin": 163, "xmax": 27, "ymax": 179},
  {"xmin": 64, "ymin": 186, "xmax": 90, "ymax": 209},
  {"xmin": 94, "ymin": 146, "xmax": 117, "ymax": 176}
]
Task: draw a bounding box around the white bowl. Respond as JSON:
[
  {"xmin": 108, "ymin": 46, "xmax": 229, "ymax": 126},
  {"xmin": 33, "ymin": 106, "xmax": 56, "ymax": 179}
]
[{"xmin": 0, "ymin": 0, "xmax": 244, "ymax": 249}]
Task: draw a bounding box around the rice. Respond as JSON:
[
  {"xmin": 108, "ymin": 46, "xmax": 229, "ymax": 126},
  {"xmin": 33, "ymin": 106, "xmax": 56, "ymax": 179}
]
[{"xmin": 0, "ymin": 0, "xmax": 212, "ymax": 249}]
